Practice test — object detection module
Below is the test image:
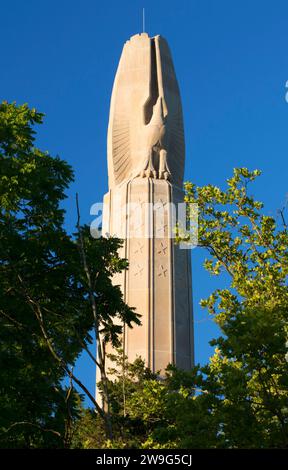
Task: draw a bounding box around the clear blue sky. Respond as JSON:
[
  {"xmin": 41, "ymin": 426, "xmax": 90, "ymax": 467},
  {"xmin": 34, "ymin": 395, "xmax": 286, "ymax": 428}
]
[{"xmin": 1, "ymin": 0, "xmax": 288, "ymax": 404}]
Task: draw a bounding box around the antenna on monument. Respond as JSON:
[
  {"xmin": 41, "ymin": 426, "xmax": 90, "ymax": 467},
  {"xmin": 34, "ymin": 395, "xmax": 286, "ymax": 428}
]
[{"xmin": 142, "ymin": 7, "xmax": 145, "ymax": 33}]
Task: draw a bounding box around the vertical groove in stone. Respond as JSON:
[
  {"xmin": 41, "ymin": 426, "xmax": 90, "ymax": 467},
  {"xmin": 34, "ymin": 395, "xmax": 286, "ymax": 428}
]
[
  {"xmin": 123, "ymin": 181, "xmax": 131, "ymax": 360},
  {"xmin": 168, "ymin": 182, "xmax": 175, "ymax": 366},
  {"xmin": 148, "ymin": 177, "xmax": 153, "ymax": 370}
]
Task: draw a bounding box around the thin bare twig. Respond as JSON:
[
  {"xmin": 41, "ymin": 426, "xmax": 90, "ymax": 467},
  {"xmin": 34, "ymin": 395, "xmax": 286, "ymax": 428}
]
[
  {"xmin": 0, "ymin": 422, "xmax": 61, "ymax": 439},
  {"xmin": 75, "ymin": 193, "xmax": 113, "ymax": 438},
  {"xmin": 0, "ymin": 309, "xmax": 25, "ymax": 329},
  {"xmin": 16, "ymin": 274, "xmax": 105, "ymax": 420}
]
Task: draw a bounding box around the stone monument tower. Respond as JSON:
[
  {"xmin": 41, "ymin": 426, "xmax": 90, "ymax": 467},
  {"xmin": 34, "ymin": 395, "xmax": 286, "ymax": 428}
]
[{"xmin": 102, "ymin": 33, "xmax": 194, "ymax": 374}]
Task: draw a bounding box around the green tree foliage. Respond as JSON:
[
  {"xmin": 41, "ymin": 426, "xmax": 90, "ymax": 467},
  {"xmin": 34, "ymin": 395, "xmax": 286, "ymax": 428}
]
[
  {"xmin": 0, "ymin": 102, "xmax": 139, "ymax": 448},
  {"xmin": 72, "ymin": 352, "xmax": 219, "ymax": 449},
  {"xmin": 2, "ymin": 102, "xmax": 287, "ymax": 449},
  {"xmin": 72, "ymin": 351, "xmax": 158, "ymax": 449},
  {"xmin": 74, "ymin": 169, "xmax": 288, "ymax": 449},
  {"xmin": 181, "ymin": 168, "xmax": 288, "ymax": 448}
]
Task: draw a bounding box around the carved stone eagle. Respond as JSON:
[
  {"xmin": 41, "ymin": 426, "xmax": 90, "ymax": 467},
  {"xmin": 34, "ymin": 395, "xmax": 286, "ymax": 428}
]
[{"xmin": 107, "ymin": 33, "xmax": 185, "ymax": 189}]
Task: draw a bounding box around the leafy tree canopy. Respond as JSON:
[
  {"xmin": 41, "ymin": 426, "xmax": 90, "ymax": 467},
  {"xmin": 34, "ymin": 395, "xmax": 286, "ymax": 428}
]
[
  {"xmin": 0, "ymin": 102, "xmax": 139, "ymax": 448},
  {"xmin": 75, "ymin": 169, "xmax": 288, "ymax": 449}
]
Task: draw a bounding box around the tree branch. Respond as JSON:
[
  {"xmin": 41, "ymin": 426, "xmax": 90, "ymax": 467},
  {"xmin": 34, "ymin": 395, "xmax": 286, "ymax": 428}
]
[
  {"xmin": 0, "ymin": 421, "xmax": 61, "ymax": 439},
  {"xmin": 16, "ymin": 274, "xmax": 106, "ymax": 420}
]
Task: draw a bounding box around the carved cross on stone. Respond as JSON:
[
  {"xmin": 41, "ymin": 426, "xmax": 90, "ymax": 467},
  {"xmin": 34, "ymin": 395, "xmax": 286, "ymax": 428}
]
[
  {"xmin": 134, "ymin": 264, "xmax": 144, "ymax": 277},
  {"xmin": 136, "ymin": 197, "xmax": 146, "ymax": 209},
  {"xmin": 156, "ymin": 221, "xmax": 167, "ymax": 231},
  {"xmin": 134, "ymin": 241, "xmax": 144, "ymax": 255},
  {"xmin": 155, "ymin": 198, "xmax": 167, "ymax": 208},
  {"xmin": 156, "ymin": 222, "xmax": 168, "ymax": 237},
  {"xmin": 158, "ymin": 264, "xmax": 168, "ymax": 278},
  {"xmin": 157, "ymin": 241, "xmax": 168, "ymax": 255}
]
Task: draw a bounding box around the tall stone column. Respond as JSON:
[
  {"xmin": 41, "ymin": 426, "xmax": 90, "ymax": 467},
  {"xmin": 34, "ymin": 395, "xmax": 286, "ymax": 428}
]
[{"xmin": 101, "ymin": 32, "xmax": 194, "ymax": 377}]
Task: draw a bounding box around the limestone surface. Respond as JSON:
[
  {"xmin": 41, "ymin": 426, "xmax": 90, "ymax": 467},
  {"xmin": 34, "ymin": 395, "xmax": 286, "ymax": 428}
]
[
  {"xmin": 107, "ymin": 33, "xmax": 185, "ymax": 189},
  {"xmin": 101, "ymin": 33, "xmax": 194, "ymax": 379}
]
